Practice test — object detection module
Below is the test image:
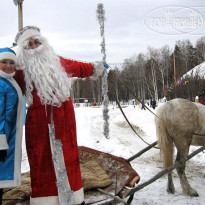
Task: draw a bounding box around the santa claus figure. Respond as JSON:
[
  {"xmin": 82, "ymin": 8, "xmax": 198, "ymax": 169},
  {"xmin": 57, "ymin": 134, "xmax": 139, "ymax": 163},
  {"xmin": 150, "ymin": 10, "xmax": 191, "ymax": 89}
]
[{"xmin": 14, "ymin": 26, "xmax": 107, "ymax": 205}]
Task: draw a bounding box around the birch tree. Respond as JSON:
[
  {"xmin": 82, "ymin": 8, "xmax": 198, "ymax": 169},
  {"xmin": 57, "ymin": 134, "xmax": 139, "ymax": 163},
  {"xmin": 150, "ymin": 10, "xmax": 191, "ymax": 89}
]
[
  {"xmin": 158, "ymin": 45, "xmax": 171, "ymax": 94},
  {"xmin": 147, "ymin": 46, "xmax": 159, "ymax": 100},
  {"xmin": 195, "ymin": 36, "xmax": 205, "ymax": 63}
]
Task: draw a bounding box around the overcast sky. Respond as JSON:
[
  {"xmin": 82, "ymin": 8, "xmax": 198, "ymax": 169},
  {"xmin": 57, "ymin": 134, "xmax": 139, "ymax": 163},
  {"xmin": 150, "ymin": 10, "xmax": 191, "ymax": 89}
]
[{"xmin": 1, "ymin": 0, "xmax": 205, "ymax": 64}]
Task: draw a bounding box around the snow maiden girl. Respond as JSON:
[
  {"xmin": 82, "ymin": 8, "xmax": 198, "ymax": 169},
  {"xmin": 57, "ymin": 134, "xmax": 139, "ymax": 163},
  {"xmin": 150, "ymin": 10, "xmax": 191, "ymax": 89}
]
[{"xmin": 0, "ymin": 48, "xmax": 23, "ymax": 205}]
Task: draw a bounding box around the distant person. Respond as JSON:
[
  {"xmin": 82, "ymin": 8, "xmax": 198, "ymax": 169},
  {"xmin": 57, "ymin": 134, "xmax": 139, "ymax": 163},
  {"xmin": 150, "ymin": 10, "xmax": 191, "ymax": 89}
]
[
  {"xmin": 141, "ymin": 99, "xmax": 146, "ymax": 110},
  {"xmin": 152, "ymin": 99, "xmax": 156, "ymax": 109},
  {"xmin": 0, "ymin": 48, "xmax": 23, "ymax": 205},
  {"xmin": 150, "ymin": 99, "xmax": 153, "ymax": 107}
]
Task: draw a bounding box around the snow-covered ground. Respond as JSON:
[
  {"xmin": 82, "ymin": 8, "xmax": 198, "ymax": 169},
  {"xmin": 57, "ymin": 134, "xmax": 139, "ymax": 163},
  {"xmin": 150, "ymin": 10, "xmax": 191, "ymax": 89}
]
[{"xmin": 21, "ymin": 102, "xmax": 205, "ymax": 205}]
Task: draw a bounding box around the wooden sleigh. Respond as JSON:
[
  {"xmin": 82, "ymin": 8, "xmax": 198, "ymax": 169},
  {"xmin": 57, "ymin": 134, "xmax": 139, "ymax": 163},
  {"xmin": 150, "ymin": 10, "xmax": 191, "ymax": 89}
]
[
  {"xmin": 2, "ymin": 144, "xmax": 204, "ymax": 205},
  {"xmin": 2, "ymin": 146, "xmax": 140, "ymax": 205}
]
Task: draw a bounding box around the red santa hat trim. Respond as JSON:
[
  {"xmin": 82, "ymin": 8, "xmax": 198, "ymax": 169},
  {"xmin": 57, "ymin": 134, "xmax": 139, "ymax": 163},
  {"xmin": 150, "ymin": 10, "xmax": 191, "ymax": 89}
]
[{"xmin": 15, "ymin": 26, "xmax": 41, "ymax": 46}]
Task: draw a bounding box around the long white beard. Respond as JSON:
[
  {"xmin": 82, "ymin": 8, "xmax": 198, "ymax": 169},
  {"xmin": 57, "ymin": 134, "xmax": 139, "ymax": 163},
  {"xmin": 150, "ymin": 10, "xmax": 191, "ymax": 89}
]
[{"xmin": 16, "ymin": 37, "xmax": 72, "ymax": 107}]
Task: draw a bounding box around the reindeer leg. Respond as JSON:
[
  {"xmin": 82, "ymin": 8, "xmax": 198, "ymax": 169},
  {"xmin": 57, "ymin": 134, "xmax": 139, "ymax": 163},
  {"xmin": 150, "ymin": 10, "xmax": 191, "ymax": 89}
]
[
  {"xmin": 167, "ymin": 172, "xmax": 175, "ymax": 194},
  {"xmin": 175, "ymin": 146, "xmax": 198, "ymax": 197}
]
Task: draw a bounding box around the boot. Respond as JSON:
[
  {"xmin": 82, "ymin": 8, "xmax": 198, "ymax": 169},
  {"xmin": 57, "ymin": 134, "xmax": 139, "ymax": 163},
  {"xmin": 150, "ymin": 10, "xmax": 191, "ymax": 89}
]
[{"xmin": 0, "ymin": 189, "xmax": 3, "ymax": 205}]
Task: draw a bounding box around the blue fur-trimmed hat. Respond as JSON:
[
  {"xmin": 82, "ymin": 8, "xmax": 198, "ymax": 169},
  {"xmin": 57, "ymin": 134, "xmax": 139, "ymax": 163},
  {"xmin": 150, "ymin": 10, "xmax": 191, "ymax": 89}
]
[{"xmin": 0, "ymin": 48, "xmax": 16, "ymax": 63}]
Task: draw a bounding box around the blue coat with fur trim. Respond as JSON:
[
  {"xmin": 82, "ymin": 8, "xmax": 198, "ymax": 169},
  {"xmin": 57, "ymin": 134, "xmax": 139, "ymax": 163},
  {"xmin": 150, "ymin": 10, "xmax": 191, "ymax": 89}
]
[{"xmin": 0, "ymin": 76, "xmax": 23, "ymax": 188}]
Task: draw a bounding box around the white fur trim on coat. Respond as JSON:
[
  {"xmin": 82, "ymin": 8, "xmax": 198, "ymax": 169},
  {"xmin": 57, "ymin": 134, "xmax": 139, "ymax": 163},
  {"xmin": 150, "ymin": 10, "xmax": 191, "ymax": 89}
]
[
  {"xmin": 30, "ymin": 188, "xmax": 84, "ymax": 205},
  {"xmin": 0, "ymin": 134, "xmax": 9, "ymax": 150},
  {"xmin": 30, "ymin": 196, "xmax": 59, "ymax": 205}
]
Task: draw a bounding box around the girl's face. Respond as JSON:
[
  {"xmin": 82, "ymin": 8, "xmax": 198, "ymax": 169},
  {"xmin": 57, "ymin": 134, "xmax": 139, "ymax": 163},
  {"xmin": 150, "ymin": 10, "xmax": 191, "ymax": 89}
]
[{"xmin": 0, "ymin": 59, "xmax": 15, "ymax": 74}]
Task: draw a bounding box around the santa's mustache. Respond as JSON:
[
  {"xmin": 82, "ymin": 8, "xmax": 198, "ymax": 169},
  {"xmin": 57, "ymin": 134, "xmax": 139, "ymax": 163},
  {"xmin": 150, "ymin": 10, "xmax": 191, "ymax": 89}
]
[
  {"xmin": 16, "ymin": 39, "xmax": 72, "ymax": 107},
  {"xmin": 24, "ymin": 44, "xmax": 44, "ymax": 55}
]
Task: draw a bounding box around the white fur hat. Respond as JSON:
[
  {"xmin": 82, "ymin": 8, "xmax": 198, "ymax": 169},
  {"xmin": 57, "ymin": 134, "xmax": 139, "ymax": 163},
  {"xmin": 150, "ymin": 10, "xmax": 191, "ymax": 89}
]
[
  {"xmin": 0, "ymin": 48, "xmax": 16, "ymax": 63},
  {"xmin": 15, "ymin": 26, "xmax": 41, "ymax": 46}
]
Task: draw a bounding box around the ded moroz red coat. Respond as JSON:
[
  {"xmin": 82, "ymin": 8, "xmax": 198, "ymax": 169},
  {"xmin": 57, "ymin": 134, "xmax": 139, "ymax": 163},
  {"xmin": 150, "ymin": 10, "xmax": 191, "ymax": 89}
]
[{"xmin": 14, "ymin": 57, "xmax": 96, "ymax": 205}]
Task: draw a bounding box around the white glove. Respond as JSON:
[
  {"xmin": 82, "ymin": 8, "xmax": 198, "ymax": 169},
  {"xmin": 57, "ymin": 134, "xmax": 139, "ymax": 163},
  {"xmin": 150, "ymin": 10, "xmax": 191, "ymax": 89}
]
[
  {"xmin": 93, "ymin": 61, "xmax": 106, "ymax": 77},
  {"xmin": 0, "ymin": 134, "xmax": 9, "ymax": 150}
]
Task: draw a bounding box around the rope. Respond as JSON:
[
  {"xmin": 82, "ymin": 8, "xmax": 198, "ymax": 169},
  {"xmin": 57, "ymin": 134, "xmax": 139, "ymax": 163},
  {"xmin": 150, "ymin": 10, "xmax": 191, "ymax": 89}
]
[
  {"xmin": 108, "ymin": 76, "xmax": 159, "ymax": 149},
  {"xmin": 110, "ymin": 70, "xmax": 159, "ymax": 118}
]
